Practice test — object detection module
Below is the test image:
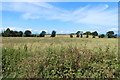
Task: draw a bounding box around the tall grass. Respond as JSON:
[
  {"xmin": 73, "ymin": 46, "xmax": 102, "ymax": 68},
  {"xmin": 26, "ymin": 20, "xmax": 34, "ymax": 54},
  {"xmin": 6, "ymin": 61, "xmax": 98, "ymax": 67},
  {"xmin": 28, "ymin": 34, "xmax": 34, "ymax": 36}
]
[{"xmin": 2, "ymin": 37, "xmax": 120, "ymax": 78}]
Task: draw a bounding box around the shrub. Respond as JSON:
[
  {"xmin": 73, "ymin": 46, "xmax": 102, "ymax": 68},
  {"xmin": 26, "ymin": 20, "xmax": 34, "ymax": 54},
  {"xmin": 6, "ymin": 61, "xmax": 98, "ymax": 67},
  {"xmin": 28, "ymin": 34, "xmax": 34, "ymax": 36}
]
[
  {"xmin": 24, "ymin": 30, "xmax": 32, "ymax": 37},
  {"xmin": 40, "ymin": 31, "xmax": 46, "ymax": 37},
  {"xmin": 99, "ymin": 34, "xmax": 105, "ymax": 38},
  {"xmin": 70, "ymin": 34, "xmax": 73, "ymax": 38},
  {"xmin": 51, "ymin": 30, "xmax": 56, "ymax": 37}
]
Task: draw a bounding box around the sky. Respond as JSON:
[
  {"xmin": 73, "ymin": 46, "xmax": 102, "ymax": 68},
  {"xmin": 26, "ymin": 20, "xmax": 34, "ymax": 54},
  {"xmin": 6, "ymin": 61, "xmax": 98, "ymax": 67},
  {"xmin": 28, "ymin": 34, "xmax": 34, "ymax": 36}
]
[{"xmin": 0, "ymin": 2, "xmax": 118, "ymax": 34}]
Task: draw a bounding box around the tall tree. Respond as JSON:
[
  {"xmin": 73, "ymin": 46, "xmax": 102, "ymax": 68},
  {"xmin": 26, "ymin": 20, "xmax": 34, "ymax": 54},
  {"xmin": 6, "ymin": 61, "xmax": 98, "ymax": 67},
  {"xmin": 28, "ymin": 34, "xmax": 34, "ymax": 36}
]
[
  {"xmin": 51, "ymin": 30, "xmax": 56, "ymax": 37},
  {"xmin": 4, "ymin": 28, "xmax": 11, "ymax": 37},
  {"xmin": 24, "ymin": 30, "xmax": 32, "ymax": 37},
  {"xmin": 13, "ymin": 31, "xmax": 18, "ymax": 37},
  {"xmin": 76, "ymin": 31, "xmax": 80, "ymax": 37},
  {"xmin": 18, "ymin": 31, "xmax": 23, "ymax": 37},
  {"xmin": 91, "ymin": 31, "xmax": 98, "ymax": 38},
  {"xmin": 106, "ymin": 31, "xmax": 114, "ymax": 38},
  {"xmin": 85, "ymin": 31, "xmax": 91, "ymax": 38},
  {"xmin": 40, "ymin": 31, "xmax": 46, "ymax": 37}
]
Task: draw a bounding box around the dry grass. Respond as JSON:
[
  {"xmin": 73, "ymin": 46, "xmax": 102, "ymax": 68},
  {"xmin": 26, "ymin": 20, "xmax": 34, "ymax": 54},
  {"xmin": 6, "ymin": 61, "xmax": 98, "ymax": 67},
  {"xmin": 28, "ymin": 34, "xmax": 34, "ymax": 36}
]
[{"xmin": 44, "ymin": 34, "xmax": 99, "ymax": 38}]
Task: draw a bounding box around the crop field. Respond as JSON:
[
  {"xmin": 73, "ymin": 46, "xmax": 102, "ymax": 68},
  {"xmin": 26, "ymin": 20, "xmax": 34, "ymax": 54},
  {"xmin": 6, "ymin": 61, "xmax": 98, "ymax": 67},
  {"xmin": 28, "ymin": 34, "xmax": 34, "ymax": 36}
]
[
  {"xmin": 45, "ymin": 35, "xmax": 99, "ymax": 38},
  {"xmin": 2, "ymin": 37, "xmax": 120, "ymax": 78}
]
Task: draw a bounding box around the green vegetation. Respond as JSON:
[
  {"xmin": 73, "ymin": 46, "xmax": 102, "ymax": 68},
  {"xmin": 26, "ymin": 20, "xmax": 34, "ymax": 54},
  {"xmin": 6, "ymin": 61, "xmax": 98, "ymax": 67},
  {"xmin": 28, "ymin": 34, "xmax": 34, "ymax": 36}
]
[
  {"xmin": 2, "ymin": 37, "xmax": 120, "ymax": 78},
  {"xmin": 106, "ymin": 31, "xmax": 117, "ymax": 38},
  {"xmin": 84, "ymin": 31, "xmax": 91, "ymax": 38},
  {"xmin": 1, "ymin": 28, "xmax": 23, "ymax": 37},
  {"xmin": 99, "ymin": 34, "xmax": 105, "ymax": 38},
  {"xmin": 39, "ymin": 31, "xmax": 46, "ymax": 37},
  {"xmin": 91, "ymin": 31, "xmax": 98, "ymax": 38},
  {"xmin": 51, "ymin": 30, "xmax": 56, "ymax": 37},
  {"xmin": 76, "ymin": 31, "xmax": 80, "ymax": 37},
  {"xmin": 24, "ymin": 30, "xmax": 32, "ymax": 37},
  {"xmin": 1, "ymin": 28, "xmax": 118, "ymax": 38},
  {"xmin": 70, "ymin": 34, "xmax": 73, "ymax": 38}
]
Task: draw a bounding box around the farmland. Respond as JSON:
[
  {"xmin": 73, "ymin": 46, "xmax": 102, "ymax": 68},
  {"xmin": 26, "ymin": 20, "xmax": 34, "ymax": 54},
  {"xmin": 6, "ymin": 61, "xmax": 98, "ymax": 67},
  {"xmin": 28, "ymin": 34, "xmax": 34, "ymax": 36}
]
[
  {"xmin": 45, "ymin": 34, "xmax": 99, "ymax": 38},
  {"xmin": 2, "ymin": 37, "xmax": 120, "ymax": 78}
]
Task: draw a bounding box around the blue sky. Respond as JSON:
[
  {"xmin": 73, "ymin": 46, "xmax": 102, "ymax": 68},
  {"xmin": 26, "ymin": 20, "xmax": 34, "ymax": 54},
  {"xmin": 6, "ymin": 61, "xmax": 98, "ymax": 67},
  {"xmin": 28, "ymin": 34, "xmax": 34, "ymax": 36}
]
[{"xmin": 0, "ymin": 2, "xmax": 118, "ymax": 34}]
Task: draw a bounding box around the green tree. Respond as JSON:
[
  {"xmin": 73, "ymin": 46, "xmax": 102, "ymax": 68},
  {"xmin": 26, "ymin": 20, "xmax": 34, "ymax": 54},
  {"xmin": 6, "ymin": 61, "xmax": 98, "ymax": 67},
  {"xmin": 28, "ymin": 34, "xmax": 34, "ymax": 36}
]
[
  {"xmin": 13, "ymin": 31, "xmax": 18, "ymax": 37},
  {"xmin": 18, "ymin": 31, "xmax": 23, "ymax": 37},
  {"xmin": 40, "ymin": 31, "xmax": 46, "ymax": 37},
  {"xmin": 106, "ymin": 31, "xmax": 114, "ymax": 38},
  {"xmin": 24, "ymin": 30, "xmax": 32, "ymax": 37},
  {"xmin": 85, "ymin": 31, "xmax": 91, "ymax": 38},
  {"xmin": 31, "ymin": 34, "xmax": 37, "ymax": 37},
  {"xmin": 91, "ymin": 31, "xmax": 98, "ymax": 38},
  {"xmin": 4, "ymin": 28, "xmax": 11, "ymax": 37},
  {"xmin": 9, "ymin": 30, "xmax": 14, "ymax": 37},
  {"xmin": 76, "ymin": 31, "xmax": 80, "ymax": 37},
  {"xmin": 114, "ymin": 34, "xmax": 117, "ymax": 38},
  {"xmin": 99, "ymin": 34, "xmax": 105, "ymax": 38},
  {"xmin": 51, "ymin": 30, "xmax": 56, "ymax": 37},
  {"xmin": 70, "ymin": 34, "xmax": 73, "ymax": 38}
]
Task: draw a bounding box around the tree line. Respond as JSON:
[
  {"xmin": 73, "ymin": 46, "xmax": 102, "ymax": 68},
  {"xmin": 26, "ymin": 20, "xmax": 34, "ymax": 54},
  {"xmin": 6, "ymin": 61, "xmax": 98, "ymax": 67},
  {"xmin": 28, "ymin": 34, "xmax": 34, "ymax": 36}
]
[
  {"xmin": 70, "ymin": 31, "xmax": 117, "ymax": 38},
  {"xmin": 1, "ymin": 28, "xmax": 56, "ymax": 37},
  {"xmin": 1, "ymin": 28, "xmax": 117, "ymax": 38}
]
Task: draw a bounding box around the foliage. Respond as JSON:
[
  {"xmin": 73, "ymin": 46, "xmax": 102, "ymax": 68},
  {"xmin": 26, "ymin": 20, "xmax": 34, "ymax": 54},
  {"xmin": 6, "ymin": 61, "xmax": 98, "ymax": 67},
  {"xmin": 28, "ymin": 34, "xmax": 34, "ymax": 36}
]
[
  {"xmin": 114, "ymin": 34, "xmax": 117, "ymax": 38},
  {"xmin": 1, "ymin": 28, "xmax": 118, "ymax": 39},
  {"xmin": 31, "ymin": 34, "xmax": 37, "ymax": 37},
  {"xmin": 84, "ymin": 31, "xmax": 91, "ymax": 38},
  {"xmin": 51, "ymin": 30, "xmax": 56, "ymax": 37},
  {"xmin": 84, "ymin": 31, "xmax": 91, "ymax": 35},
  {"xmin": 91, "ymin": 31, "xmax": 98, "ymax": 38},
  {"xmin": 106, "ymin": 31, "xmax": 114, "ymax": 38},
  {"xmin": 2, "ymin": 37, "xmax": 120, "ymax": 78},
  {"xmin": 76, "ymin": 31, "xmax": 83, "ymax": 38},
  {"xmin": 99, "ymin": 34, "xmax": 105, "ymax": 38},
  {"xmin": 2, "ymin": 28, "xmax": 23, "ymax": 37},
  {"xmin": 24, "ymin": 30, "xmax": 32, "ymax": 37},
  {"xmin": 70, "ymin": 34, "xmax": 73, "ymax": 38},
  {"xmin": 40, "ymin": 31, "xmax": 46, "ymax": 37},
  {"xmin": 76, "ymin": 31, "xmax": 80, "ymax": 37}
]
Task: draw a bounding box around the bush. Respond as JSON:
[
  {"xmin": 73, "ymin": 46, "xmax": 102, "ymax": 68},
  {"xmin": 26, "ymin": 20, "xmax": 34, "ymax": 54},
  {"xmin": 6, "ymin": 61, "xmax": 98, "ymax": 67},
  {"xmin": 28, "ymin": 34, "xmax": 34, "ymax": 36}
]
[
  {"xmin": 24, "ymin": 30, "xmax": 32, "ymax": 37},
  {"xmin": 99, "ymin": 34, "xmax": 105, "ymax": 38},
  {"xmin": 70, "ymin": 34, "xmax": 73, "ymax": 38},
  {"xmin": 51, "ymin": 30, "xmax": 56, "ymax": 37},
  {"xmin": 40, "ymin": 31, "xmax": 46, "ymax": 37}
]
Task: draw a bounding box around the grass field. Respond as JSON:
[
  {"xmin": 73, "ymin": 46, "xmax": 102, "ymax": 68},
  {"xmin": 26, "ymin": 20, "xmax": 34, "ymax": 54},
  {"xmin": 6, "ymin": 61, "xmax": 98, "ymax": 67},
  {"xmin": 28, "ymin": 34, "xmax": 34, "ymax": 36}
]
[{"xmin": 2, "ymin": 37, "xmax": 120, "ymax": 78}]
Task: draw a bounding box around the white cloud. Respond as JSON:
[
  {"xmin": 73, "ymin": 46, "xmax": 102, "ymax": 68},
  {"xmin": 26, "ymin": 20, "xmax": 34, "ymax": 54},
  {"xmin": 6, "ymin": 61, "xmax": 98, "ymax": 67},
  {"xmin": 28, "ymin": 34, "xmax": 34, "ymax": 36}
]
[
  {"xmin": 25, "ymin": 28, "xmax": 32, "ymax": 31},
  {"xmin": 2, "ymin": 2, "xmax": 118, "ymax": 26}
]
